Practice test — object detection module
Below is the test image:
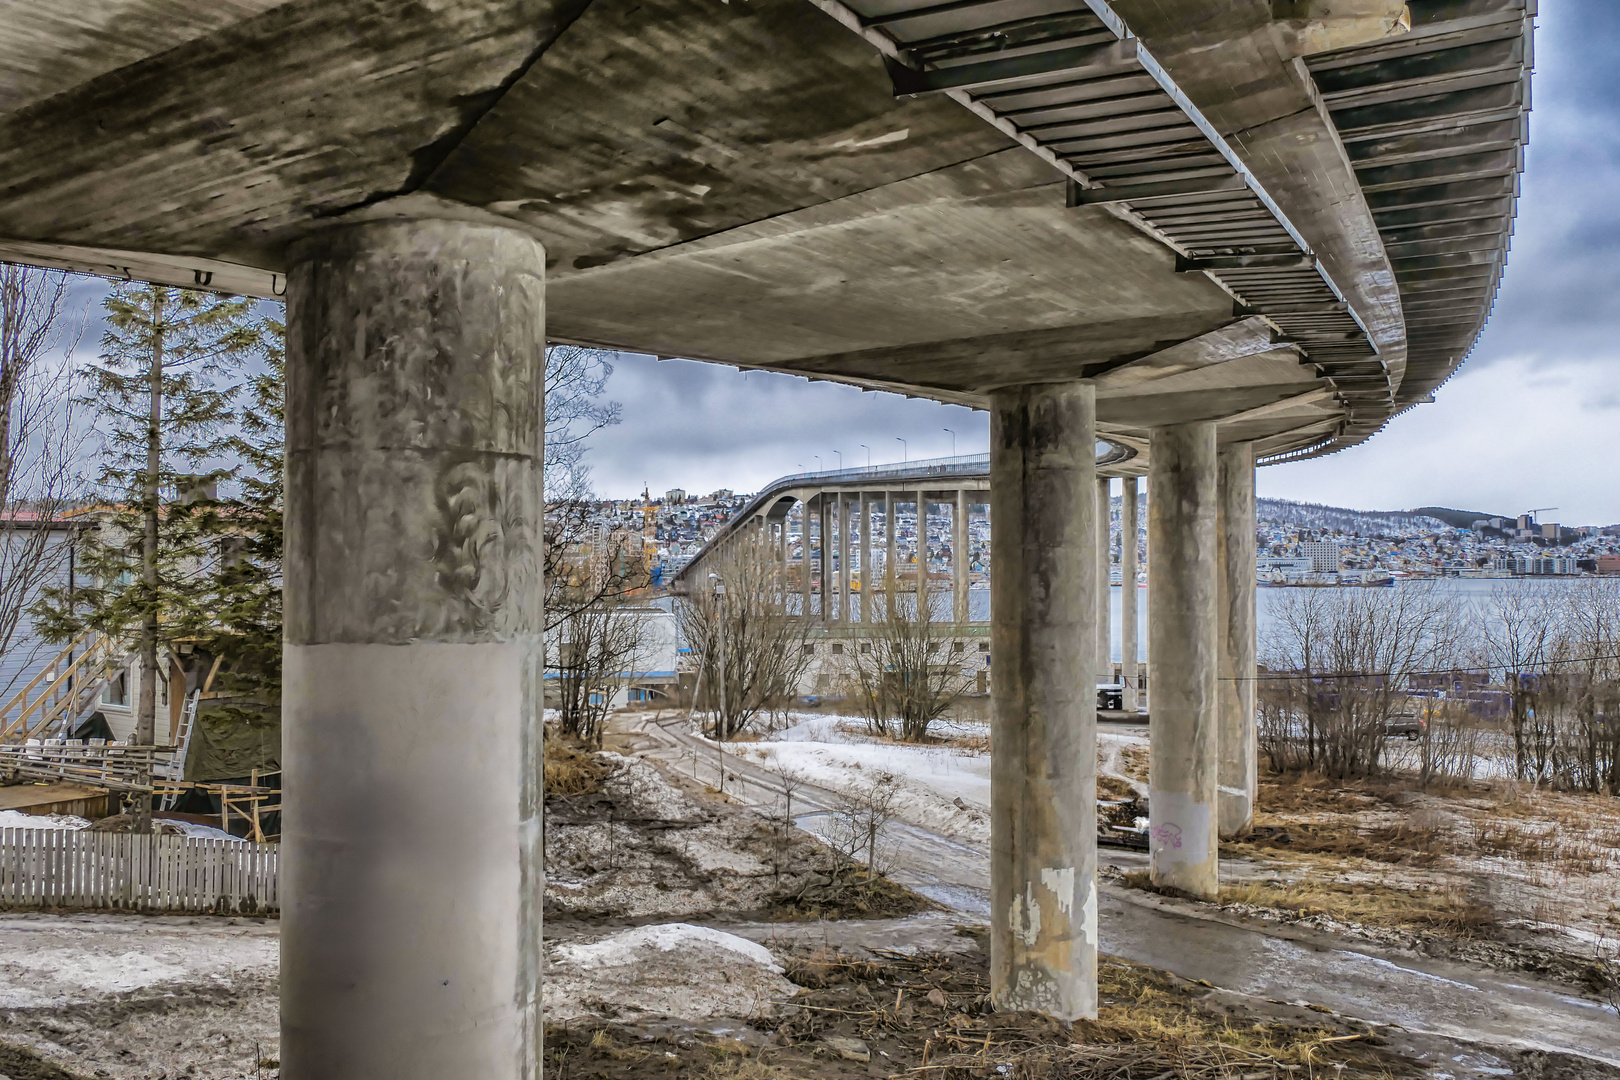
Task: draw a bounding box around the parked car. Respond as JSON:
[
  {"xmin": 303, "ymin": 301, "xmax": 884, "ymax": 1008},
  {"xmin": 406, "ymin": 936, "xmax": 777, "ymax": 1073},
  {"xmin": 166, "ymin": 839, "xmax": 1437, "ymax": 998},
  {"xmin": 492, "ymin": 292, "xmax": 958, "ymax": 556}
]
[
  {"xmin": 1383, "ymin": 713, "xmax": 1426, "ymax": 740},
  {"xmin": 1096, "ymin": 682, "xmax": 1124, "ymax": 711}
]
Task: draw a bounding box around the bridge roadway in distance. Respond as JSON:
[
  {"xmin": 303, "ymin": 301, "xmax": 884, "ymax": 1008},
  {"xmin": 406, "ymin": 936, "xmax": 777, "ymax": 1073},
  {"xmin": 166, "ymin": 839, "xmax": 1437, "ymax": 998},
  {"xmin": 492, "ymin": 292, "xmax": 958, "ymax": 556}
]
[{"xmin": 0, "ymin": 1, "xmax": 1535, "ymax": 1076}]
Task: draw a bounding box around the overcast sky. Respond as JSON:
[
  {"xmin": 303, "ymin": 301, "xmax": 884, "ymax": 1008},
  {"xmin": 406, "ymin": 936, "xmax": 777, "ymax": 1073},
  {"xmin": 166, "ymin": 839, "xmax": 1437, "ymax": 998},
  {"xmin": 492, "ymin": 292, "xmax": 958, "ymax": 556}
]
[{"xmin": 581, "ymin": 1, "xmax": 1620, "ymax": 526}]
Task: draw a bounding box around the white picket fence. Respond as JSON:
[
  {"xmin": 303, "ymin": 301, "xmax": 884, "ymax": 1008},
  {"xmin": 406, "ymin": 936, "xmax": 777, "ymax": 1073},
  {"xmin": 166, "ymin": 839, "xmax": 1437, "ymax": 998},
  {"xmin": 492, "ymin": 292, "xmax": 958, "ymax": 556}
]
[{"xmin": 0, "ymin": 829, "xmax": 278, "ymax": 914}]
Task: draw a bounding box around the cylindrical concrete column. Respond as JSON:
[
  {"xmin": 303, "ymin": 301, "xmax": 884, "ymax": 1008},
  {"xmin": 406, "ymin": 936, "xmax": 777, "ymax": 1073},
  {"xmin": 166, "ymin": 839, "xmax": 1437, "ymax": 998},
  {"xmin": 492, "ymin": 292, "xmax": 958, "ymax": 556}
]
[
  {"xmin": 859, "ymin": 492, "xmax": 871, "ymax": 623},
  {"xmin": 801, "ymin": 496, "xmax": 814, "ymax": 621},
  {"xmin": 1097, "ymin": 476, "xmax": 1112, "ymax": 684},
  {"xmin": 954, "ymin": 488, "xmax": 969, "ymax": 624},
  {"xmin": 1217, "ymin": 443, "xmax": 1258, "ymax": 838},
  {"xmin": 1147, "ymin": 422, "xmax": 1219, "ymax": 899},
  {"xmin": 818, "ymin": 496, "xmax": 831, "ymax": 621},
  {"xmin": 989, "ymin": 381, "xmax": 1098, "ymax": 1021},
  {"xmin": 1120, "ymin": 475, "xmax": 1140, "ymax": 713},
  {"xmin": 282, "ymin": 220, "xmax": 545, "ymax": 1080},
  {"xmin": 839, "ymin": 494, "xmax": 851, "ymax": 623},
  {"xmin": 778, "ymin": 517, "xmax": 789, "ymax": 610},
  {"xmin": 884, "ymin": 493, "xmax": 897, "ymax": 615},
  {"xmin": 915, "ymin": 490, "xmax": 928, "ymax": 613}
]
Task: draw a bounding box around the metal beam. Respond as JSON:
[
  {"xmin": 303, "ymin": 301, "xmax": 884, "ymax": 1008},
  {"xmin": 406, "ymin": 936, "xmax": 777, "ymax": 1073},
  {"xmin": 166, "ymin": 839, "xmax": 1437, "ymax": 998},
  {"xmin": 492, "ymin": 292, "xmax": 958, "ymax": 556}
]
[
  {"xmin": 1068, "ymin": 173, "xmax": 1246, "ymax": 206},
  {"xmin": 886, "ymin": 38, "xmax": 1138, "ymax": 98}
]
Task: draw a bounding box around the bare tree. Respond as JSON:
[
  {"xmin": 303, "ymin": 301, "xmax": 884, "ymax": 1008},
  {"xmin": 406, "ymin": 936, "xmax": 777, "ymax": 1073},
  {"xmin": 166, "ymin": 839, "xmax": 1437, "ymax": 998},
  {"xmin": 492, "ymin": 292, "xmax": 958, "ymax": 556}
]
[
  {"xmin": 1260, "ymin": 582, "xmax": 1466, "ymax": 778},
  {"xmin": 551, "ymin": 602, "xmax": 649, "ymax": 747},
  {"xmin": 845, "ymin": 568, "xmax": 974, "ymax": 742},
  {"xmin": 825, "ymin": 770, "xmax": 901, "ymax": 882},
  {"xmin": 679, "ymin": 532, "xmax": 815, "ymax": 739},
  {"xmin": 0, "ymin": 265, "xmax": 86, "ymax": 699},
  {"xmin": 1553, "ymin": 577, "xmax": 1620, "ymax": 794},
  {"xmin": 540, "ymin": 345, "xmax": 642, "ymax": 632},
  {"xmin": 1483, "ymin": 579, "xmax": 1561, "ymax": 779}
]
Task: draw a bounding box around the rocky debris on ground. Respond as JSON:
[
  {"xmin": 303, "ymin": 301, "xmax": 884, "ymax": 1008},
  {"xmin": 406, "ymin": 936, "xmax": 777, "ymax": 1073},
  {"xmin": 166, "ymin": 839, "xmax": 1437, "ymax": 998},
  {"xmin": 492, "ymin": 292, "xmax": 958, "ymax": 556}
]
[
  {"xmin": 0, "ymin": 913, "xmax": 279, "ymax": 1080},
  {"xmin": 545, "ymin": 750, "xmax": 933, "ymax": 921},
  {"xmin": 543, "ymin": 922, "xmax": 799, "ymax": 1025},
  {"xmin": 545, "ymin": 936, "xmax": 1616, "ymax": 1080}
]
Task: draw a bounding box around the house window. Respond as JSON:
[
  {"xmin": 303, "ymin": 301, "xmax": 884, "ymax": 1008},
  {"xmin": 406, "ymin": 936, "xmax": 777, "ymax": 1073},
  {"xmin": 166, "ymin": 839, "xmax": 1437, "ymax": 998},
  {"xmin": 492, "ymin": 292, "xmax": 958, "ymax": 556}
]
[
  {"xmin": 860, "ymin": 642, "xmax": 872, "ymax": 654},
  {"xmin": 102, "ymin": 670, "xmax": 129, "ymax": 706},
  {"xmin": 831, "ymin": 642, "xmax": 844, "ymax": 655},
  {"xmin": 978, "ymin": 642, "xmax": 990, "ymax": 653},
  {"xmin": 952, "ymin": 641, "xmax": 965, "ymax": 654},
  {"xmin": 802, "ymin": 644, "xmax": 816, "ymax": 655},
  {"xmin": 816, "ymin": 674, "xmax": 831, "ymax": 690}
]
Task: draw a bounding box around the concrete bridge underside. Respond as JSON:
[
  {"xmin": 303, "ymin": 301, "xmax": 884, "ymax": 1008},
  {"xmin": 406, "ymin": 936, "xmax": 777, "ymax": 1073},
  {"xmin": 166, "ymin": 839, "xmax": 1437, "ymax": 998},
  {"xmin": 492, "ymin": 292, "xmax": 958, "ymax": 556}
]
[{"xmin": 0, "ymin": 0, "xmax": 1530, "ymax": 1075}]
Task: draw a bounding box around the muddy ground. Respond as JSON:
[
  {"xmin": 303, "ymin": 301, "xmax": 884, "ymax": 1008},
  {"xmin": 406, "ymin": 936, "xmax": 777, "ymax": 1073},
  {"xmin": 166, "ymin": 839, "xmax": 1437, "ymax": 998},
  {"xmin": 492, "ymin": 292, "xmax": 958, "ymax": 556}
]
[
  {"xmin": 0, "ymin": 742, "xmax": 1616, "ymax": 1079},
  {"xmin": 1129, "ymin": 771, "xmax": 1620, "ymax": 999}
]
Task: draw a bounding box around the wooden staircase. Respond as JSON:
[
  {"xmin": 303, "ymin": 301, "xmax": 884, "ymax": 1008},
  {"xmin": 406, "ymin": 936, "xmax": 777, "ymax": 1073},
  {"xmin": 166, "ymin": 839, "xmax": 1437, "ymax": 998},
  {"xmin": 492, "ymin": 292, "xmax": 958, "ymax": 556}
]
[{"xmin": 0, "ymin": 631, "xmax": 122, "ymax": 745}]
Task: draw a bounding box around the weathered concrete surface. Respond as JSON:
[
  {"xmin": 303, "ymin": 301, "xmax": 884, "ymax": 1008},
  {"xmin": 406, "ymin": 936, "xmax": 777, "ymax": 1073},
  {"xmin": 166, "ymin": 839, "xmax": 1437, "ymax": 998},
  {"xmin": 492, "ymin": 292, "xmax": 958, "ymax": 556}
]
[
  {"xmin": 281, "ymin": 220, "xmax": 545, "ymax": 1080},
  {"xmin": 1147, "ymin": 422, "xmax": 1219, "ymax": 900},
  {"xmin": 1120, "ymin": 475, "xmax": 1140, "ymax": 713},
  {"xmin": 0, "ymin": 0, "xmax": 1532, "ymax": 463},
  {"xmin": 1097, "ymin": 476, "xmax": 1112, "ymax": 683},
  {"xmin": 1216, "ymin": 443, "xmax": 1257, "ymax": 839},
  {"xmin": 988, "ymin": 382, "xmax": 1098, "ymax": 1020}
]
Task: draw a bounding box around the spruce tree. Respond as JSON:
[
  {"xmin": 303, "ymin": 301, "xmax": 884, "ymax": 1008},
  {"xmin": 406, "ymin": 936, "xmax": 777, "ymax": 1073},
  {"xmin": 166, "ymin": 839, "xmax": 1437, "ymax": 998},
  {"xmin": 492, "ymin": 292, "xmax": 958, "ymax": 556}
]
[
  {"xmin": 33, "ymin": 283, "xmax": 261, "ymax": 823},
  {"xmin": 194, "ymin": 315, "xmax": 284, "ymax": 710}
]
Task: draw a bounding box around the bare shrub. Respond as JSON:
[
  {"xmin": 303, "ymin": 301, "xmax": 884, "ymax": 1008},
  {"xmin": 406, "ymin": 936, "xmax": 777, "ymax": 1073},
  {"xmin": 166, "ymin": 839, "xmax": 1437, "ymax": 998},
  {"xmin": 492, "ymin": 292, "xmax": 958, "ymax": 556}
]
[
  {"xmin": 550, "ymin": 602, "xmax": 650, "ymax": 747},
  {"xmin": 680, "ymin": 533, "xmax": 815, "ymax": 740},
  {"xmin": 1260, "ymin": 582, "xmax": 1466, "ymax": 779},
  {"xmin": 824, "ymin": 770, "xmax": 901, "ymax": 881},
  {"xmin": 843, "ymin": 569, "xmax": 974, "ymax": 742}
]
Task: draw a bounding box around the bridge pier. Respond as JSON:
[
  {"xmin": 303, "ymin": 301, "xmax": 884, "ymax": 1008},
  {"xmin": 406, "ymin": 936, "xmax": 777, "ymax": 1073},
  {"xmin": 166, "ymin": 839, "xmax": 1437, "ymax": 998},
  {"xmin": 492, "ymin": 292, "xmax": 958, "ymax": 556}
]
[
  {"xmin": 281, "ymin": 219, "xmax": 545, "ymax": 1080},
  {"xmin": 1097, "ymin": 476, "xmax": 1112, "ymax": 683},
  {"xmin": 1120, "ymin": 475, "xmax": 1140, "ymax": 712},
  {"xmin": 1147, "ymin": 421, "xmax": 1219, "ymax": 900},
  {"xmin": 989, "ymin": 381, "xmax": 1098, "ymax": 1021},
  {"xmin": 1218, "ymin": 443, "xmax": 1258, "ymax": 838}
]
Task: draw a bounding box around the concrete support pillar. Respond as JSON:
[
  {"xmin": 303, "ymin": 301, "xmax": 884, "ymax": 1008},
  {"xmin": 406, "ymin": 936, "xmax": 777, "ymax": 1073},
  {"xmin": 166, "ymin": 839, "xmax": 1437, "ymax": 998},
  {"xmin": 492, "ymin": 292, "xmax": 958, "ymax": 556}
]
[
  {"xmin": 1217, "ymin": 443, "xmax": 1258, "ymax": 838},
  {"xmin": 1120, "ymin": 476, "xmax": 1140, "ymax": 713},
  {"xmin": 818, "ymin": 496, "xmax": 831, "ymax": 622},
  {"xmin": 859, "ymin": 493, "xmax": 871, "ymax": 623},
  {"xmin": 989, "ymin": 381, "xmax": 1098, "ymax": 1021},
  {"xmin": 839, "ymin": 494, "xmax": 851, "ymax": 623},
  {"xmin": 801, "ymin": 496, "xmax": 814, "ymax": 622},
  {"xmin": 1097, "ymin": 476, "xmax": 1112, "ymax": 683},
  {"xmin": 916, "ymin": 491, "xmax": 928, "ymax": 612},
  {"xmin": 954, "ymin": 489, "xmax": 969, "ymax": 624},
  {"xmin": 778, "ymin": 518, "xmax": 789, "ymax": 611},
  {"xmin": 1147, "ymin": 422, "xmax": 1220, "ymax": 900},
  {"xmin": 884, "ymin": 494, "xmax": 897, "ymax": 614},
  {"xmin": 282, "ymin": 220, "xmax": 544, "ymax": 1079}
]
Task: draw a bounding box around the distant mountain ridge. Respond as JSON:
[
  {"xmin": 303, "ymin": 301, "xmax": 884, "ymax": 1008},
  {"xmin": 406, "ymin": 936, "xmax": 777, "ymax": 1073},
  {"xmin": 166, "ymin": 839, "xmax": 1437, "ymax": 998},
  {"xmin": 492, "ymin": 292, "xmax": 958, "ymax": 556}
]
[
  {"xmin": 1407, "ymin": 506, "xmax": 1512, "ymax": 530},
  {"xmin": 1257, "ymin": 498, "xmax": 1449, "ymax": 535}
]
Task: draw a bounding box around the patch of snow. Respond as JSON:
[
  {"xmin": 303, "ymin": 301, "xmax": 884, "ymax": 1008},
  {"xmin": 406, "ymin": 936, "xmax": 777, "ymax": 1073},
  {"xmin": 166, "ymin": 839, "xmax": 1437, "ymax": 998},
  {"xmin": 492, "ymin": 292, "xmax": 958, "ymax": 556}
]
[
  {"xmin": 544, "ymin": 922, "xmax": 799, "ymax": 1023},
  {"xmin": 0, "ymin": 810, "xmax": 89, "ymax": 831},
  {"xmin": 551, "ymin": 922, "xmax": 782, "ymax": 973},
  {"xmin": 597, "ymin": 752, "xmax": 708, "ymax": 823},
  {"xmin": 159, "ymin": 819, "xmax": 237, "ymax": 840}
]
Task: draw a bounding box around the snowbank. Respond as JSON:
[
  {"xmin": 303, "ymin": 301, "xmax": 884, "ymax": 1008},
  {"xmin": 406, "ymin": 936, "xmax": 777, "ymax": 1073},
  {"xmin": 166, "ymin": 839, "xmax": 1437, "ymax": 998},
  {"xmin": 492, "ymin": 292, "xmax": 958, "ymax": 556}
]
[
  {"xmin": 550, "ymin": 922, "xmax": 781, "ymax": 973},
  {"xmin": 0, "ymin": 810, "xmax": 88, "ymax": 831},
  {"xmin": 544, "ymin": 922, "xmax": 799, "ymax": 1023}
]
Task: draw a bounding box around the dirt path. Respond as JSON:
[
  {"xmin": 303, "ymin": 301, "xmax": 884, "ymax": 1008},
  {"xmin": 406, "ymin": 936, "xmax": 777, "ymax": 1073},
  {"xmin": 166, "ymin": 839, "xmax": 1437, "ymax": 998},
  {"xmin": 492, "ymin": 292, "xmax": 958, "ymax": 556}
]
[{"xmin": 614, "ymin": 712, "xmax": 1620, "ymax": 1070}]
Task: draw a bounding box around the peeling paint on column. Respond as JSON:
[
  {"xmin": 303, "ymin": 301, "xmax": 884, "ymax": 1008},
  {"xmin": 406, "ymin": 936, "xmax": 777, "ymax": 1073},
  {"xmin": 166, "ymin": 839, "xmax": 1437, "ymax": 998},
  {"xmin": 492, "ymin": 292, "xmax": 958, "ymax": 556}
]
[
  {"xmin": 1009, "ymin": 882, "xmax": 1042, "ymax": 947},
  {"xmin": 1040, "ymin": 866, "xmax": 1074, "ymax": 916},
  {"xmin": 1079, "ymin": 878, "xmax": 1098, "ymax": 947}
]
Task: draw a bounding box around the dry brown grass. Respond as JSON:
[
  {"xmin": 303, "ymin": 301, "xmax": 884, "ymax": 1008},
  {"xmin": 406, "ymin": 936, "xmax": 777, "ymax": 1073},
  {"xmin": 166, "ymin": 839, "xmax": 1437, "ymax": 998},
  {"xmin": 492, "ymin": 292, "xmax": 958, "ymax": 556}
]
[
  {"xmin": 1120, "ymin": 746, "xmax": 1150, "ymax": 783},
  {"xmin": 1119, "ymin": 870, "xmax": 1495, "ymax": 935},
  {"xmin": 1097, "ymin": 774, "xmax": 1138, "ymax": 800},
  {"xmin": 543, "ymin": 733, "xmax": 614, "ymax": 796}
]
